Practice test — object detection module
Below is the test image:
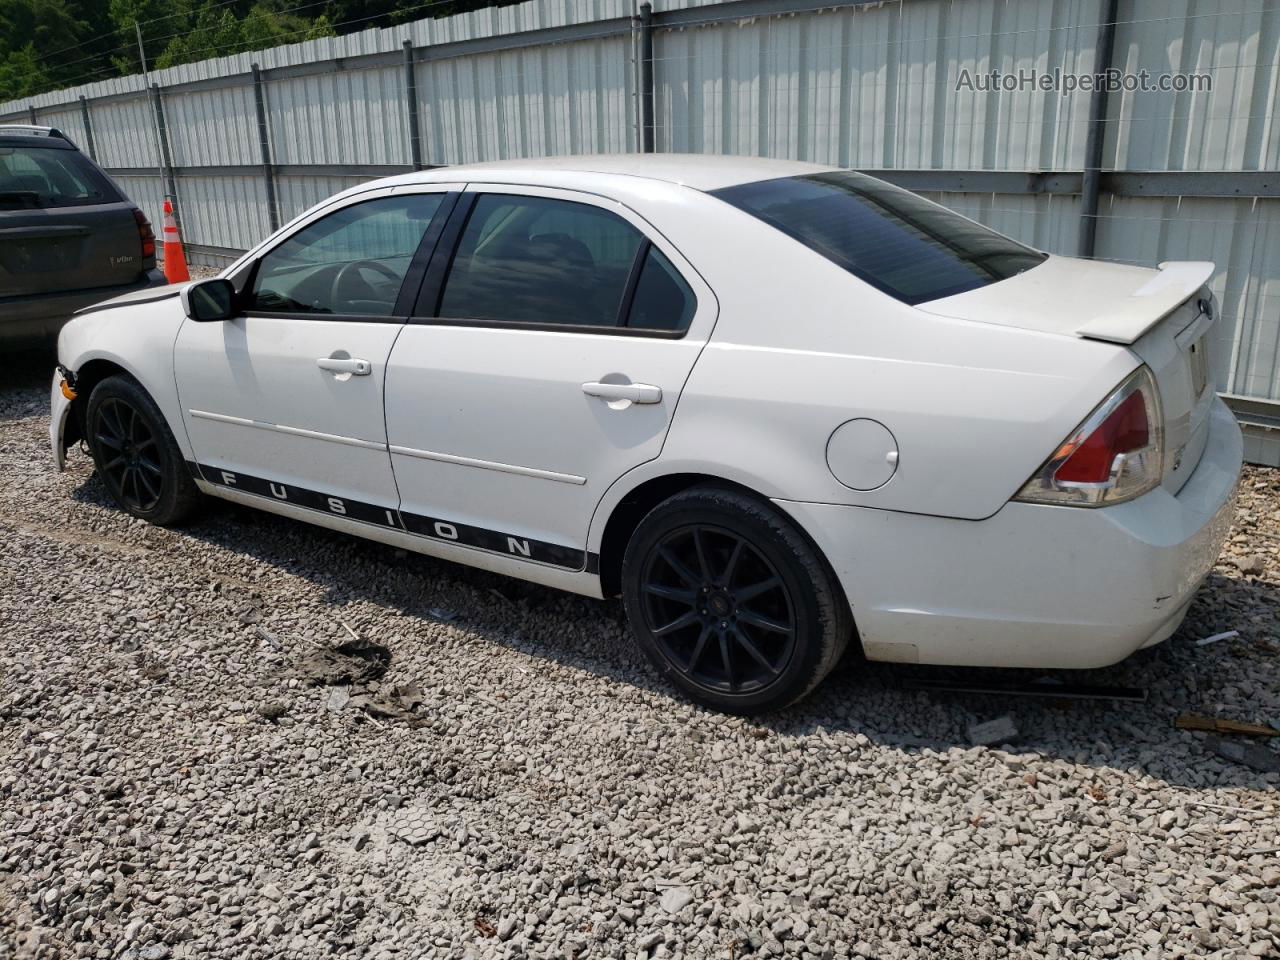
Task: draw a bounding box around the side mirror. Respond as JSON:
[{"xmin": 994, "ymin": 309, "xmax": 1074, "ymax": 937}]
[{"xmin": 180, "ymin": 278, "xmax": 237, "ymax": 322}]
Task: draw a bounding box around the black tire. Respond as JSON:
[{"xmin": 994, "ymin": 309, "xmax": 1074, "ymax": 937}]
[
  {"xmin": 85, "ymin": 375, "xmax": 202, "ymax": 527},
  {"xmin": 621, "ymin": 485, "xmax": 851, "ymax": 714}
]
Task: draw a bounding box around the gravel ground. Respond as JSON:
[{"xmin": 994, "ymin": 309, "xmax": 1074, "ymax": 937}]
[{"xmin": 2, "ymin": 355, "xmax": 1278, "ymax": 960}]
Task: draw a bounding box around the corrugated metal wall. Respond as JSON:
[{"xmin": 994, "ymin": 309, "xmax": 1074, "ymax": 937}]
[
  {"xmin": 1, "ymin": 0, "xmax": 1277, "ymax": 455},
  {"xmin": 417, "ymin": 36, "xmax": 634, "ymax": 165}
]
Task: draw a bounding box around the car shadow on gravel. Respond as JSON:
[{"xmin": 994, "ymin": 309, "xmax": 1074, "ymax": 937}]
[
  {"xmin": 65, "ymin": 467, "xmax": 1279, "ymax": 795},
  {"xmin": 0, "ymin": 350, "xmax": 56, "ymax": 419}
]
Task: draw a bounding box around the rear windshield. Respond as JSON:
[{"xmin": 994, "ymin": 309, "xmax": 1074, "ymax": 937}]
[
  {"xmin": 712, "ymin": 171, "xmax": 1046, "ymax": 305},
  {"xmin": 0, "ymin": 145, "xmax": 119, "ymax": 209}
]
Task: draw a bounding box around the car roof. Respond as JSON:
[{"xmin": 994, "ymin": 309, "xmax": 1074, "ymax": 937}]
[
  {"xmin": 0, "ymin": 125, "xmax": 77, "ymax": 150},
  {"xmin": 388, "ymin": 154, "xmax": 838, "ymax": 192}
]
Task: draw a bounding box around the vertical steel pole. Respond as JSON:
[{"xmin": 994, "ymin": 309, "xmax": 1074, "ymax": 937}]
[
  {"xmin": 149, "ymin": 83, "xmax": 178, "ymax": 214},
  {"xmin": 1078, "ymin": 0, "xmax": 1119, "ymax": 259},
  {"xmin": 403, "ymin": 39, "xmax": 425, "ymax": 170},
  {"xmin": 136, "ymin": 20, "xmax": 177, "ymax": 230},
  {"xmin": 27, "ymin": 105, "xmax": 37, "ymax": 125},
  {"xmin": 639, "ymin": 2, "xmax": 655, "ymax": 153},
  {"xmin": 78, "ymin": 95, "xmax": 97, "ymax": 160},
  {"xmin": 251, "ymin": 64, "xmax": 279, "ymax": 232}
]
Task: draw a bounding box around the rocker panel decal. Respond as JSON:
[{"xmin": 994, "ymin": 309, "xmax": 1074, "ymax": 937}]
[{"xmin": 192, "ymin": 462, "xmax": 587, "ymax": 571}]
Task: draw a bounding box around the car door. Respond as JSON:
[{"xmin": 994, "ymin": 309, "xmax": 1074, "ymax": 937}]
[
  {"xmin": 174, "ymin": 185, "xmax": 457, "ymax": 524},
  {"xmin": 383, "ymin": 184, "xmax": 715, "ymax": 571}
]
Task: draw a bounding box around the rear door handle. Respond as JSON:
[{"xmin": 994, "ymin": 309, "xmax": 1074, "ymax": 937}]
[
  {"xmin": 317, "ymin": 357, "xmax": 371, "ymax": 376},
  {"xmin": 582, "ymin": 381, "xmax": 662, "ymax": 404}
]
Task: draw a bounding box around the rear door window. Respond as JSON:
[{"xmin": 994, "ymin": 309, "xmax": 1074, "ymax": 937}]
[
  {"xmin": 712, "ymin": 171, "xmax": 1046, "ymax": 304},
  {"xmin": 0, "ymin": 145, "xmax": 118, "ymax": 209},
  {"xmin": 625, "ymin": 247, "xmax": 696, "ymax": 333},
  {"xmin": 436, "ymin": 194, "xmax": 643, "ymax": 328}
]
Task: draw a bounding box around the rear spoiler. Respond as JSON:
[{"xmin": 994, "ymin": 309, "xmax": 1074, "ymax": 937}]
[{"xmin": 1076, "ymin": 261, "xmax": 1215, "ymax": 345}]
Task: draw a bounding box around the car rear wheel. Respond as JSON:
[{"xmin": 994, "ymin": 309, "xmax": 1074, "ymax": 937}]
[
  {"xmin": 86, "ymin": 375, "xmax": 202, "ymax": 526},
  {"xmin": 621, "ymin": 486, "xmax": 851, "ymax": 714}
]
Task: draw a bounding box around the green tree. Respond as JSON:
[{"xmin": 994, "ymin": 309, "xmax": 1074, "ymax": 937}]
[
  {"xmin": 0, "ymin": 43, "xmax": 51, "ymax": 101},
  {"xmin": 152, "ymin": 1, "xmax": 337, "ymax": 70},
  {"xmin": 0, "ymin": 0, "xmax": 519, "ymax": 102},
  {"xmin": 106, "ymin": 0, "xmax": 168, "ymax": 76}
]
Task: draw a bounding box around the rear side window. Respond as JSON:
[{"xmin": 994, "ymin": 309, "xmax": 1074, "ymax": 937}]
[
  {"xmin": 712, "ymin": 171, "xmax": 1046, "ymax": 305},
  {"xmin": 626, "ymin": 247, "xmax": 695, "ymax": 332},
  {"xmin": 0, "ymin": 145, "xmax": 118, "ymax": 209},
  {"xmin": 437, "ymin": 195, "xmax": 643, "ymax": 328}
]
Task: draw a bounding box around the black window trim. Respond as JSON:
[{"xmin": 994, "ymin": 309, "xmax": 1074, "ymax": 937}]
[
  {"xmin": 235, "ymin": 188, "xmax": 461, "ymax": 325},
  {"xmin": 408, "ymin": 189, "xmax": 698, "ymax": 340}
]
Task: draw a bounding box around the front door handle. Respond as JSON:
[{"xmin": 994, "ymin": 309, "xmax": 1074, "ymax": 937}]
[
  {"xmin": 317, "ymin": 357, "xmax": 371, "ymax": 376},
  {"xmin": 582, "ymin": 381, "xmax": 662, "ymax": 404}
]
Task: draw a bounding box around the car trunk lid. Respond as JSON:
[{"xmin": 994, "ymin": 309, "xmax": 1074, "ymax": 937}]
[
  {"xmin": 919, "ymin": 256, "xmax": 1219, "ymax": 495},
  {"xmin": 0, "ymin": 202, "xmax": 144, "ymax": 297}
]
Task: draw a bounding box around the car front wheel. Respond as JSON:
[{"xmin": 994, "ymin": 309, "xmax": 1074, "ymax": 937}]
[
  {"xmin": 85, "ymin": 375, "xmax": 202, "ymax": 527},
  {"xmin": 621, "ymin": 486, "xmax": 851, "ymax": 714}
]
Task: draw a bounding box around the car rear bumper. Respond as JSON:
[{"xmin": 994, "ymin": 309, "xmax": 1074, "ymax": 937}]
[
  {"xmin": 775, "ymin": 396, "xmax": 1244, "ymax": 669},
  {"xmin": 1, "ymin": 269, "xmax": 167, "ymax": 342}
]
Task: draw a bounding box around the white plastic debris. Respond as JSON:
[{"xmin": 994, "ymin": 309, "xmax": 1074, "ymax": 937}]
[{"xmin": 1196, "ymin": 630, "xmax": 1240, "ymax": 647}]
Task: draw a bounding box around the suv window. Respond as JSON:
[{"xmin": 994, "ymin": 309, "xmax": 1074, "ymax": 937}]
[
  {"xmin": 712, "ymin": 171, "xmax": 1047, "ymax": 305},
  {"xmin": 437, "ymin": 194, "xmax": 643, "ymax": 328},
  {"xmin": 0, "ymin": 145, "xmax": 118, "ymax": 209},
  {"xmin": 248, "ymin": 193, "xmax": 444, "ymax": 317}
]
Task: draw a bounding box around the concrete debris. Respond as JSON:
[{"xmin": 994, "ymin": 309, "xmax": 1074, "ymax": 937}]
[{"xmin": 967, "ymin": 715, "xmax": 1019, "ymax": 746}]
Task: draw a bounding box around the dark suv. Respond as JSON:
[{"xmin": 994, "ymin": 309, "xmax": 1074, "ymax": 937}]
[{"xmin": 1, "ymin": 125, "xmax": 165, "ymax": 344}]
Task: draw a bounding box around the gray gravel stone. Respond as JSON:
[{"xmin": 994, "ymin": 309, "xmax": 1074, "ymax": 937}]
[{"xmin": 1, "ymin": 366, "xmax": 1278, "ymax": 960}]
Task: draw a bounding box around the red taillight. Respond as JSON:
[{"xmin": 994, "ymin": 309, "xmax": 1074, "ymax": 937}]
[
  {"xmin": 1014, "ymin": 367, "xmax": 1163, "ymax": 507},
  {"xmin": 1053, "ymin": 390, "xmax": 1150, "ymax": 484},
  {"xmin": 133, "ymin": 208, "xmax": 156, "ymax": 259}
]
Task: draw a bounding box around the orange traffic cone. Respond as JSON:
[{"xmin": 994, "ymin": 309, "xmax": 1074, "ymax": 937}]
[{"xmin": 161, "ymin": 198, "xmax": 190, "ymax": 283}]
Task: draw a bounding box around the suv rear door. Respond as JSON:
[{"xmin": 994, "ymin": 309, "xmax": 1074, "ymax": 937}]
[{"xmin": 0, "ymin": 135, "xmax": 146, "ymax": 297}]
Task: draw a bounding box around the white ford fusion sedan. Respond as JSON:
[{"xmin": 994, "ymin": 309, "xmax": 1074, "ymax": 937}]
[{"xmin": 50, "ymin": 155, "xmax": 1242, "ymax": 713}]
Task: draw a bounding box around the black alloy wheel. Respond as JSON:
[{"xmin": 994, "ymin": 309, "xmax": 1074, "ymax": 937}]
[
  {"xmin": 640, "ymin": 524, "xmax": 797, "ymax": 694},
  {"xmin": 85, "ymin": 375, "xmax": 202, "ymax": 526},
  {"xmin": 93, "ymin": 396, "xmax": 164, "ymax": 512},
  {"xmin": 622, "ymin": 486, "xmax": 851, "ymax": 714}
]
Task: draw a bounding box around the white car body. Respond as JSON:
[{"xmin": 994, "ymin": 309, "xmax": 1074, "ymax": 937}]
[{"xmin": 52, "ymin": 155, "xmax": 1242, "ymax": 672}]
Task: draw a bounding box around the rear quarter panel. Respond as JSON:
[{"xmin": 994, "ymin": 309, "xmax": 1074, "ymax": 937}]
[{"xmin": 585, "ymin": 193, "xmax": 1140, "ymax": 530}]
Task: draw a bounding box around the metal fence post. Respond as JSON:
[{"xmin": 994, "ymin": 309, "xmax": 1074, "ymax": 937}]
[
  {"xmin": 639, "ymin": 2, "xmax": 655, "ymax": 153},
  {"xmin": 251, "ymin": 64, "xmax": 279, "ymax": 232},
  {"xmin": 78, "ymin": 95, "xmax": 97, "ymax": 160},
  {"xmin": 27, "ymin": 105, "xmax": 37, "ymax": 125},
  {"xmin": 148, "ymin": 82, "xmax": 178, "ymax": 214},
  {"xmin": 403, "ymin": 39, "xmax": 425, "ymax": 169},
  {"xmin": 1078, "ymin": 0, "xmax": 1119, "ymax": 259}
]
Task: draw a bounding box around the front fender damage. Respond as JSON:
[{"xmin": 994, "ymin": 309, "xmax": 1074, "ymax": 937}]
[{"xmin": 50, "ymin": 365, "xmax": 83, "ymax": 471}]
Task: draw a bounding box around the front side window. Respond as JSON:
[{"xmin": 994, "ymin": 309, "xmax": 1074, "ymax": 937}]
[
  {"xmin": 437, "ymin": 194, "xmax": 644, "ymax": 328},
  {"xmin": 248, "ymin": 193, "xmax": 444, "ymax": 317},
  {"xmin": 0, "ymin": 145, "xmax": 118, "ymax": 209},
  {"xmin": 712, "ymin": 171, "xmax": 1046, "ymax": 305}
]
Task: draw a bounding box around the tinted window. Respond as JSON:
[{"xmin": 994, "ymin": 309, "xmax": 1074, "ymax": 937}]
[
  {"xmin": 626, "ymin": 247, "xmax": 695, "ymax": 332},
  {"xmin": 249, "ymin": 194, "xmax": 443, "ymax": 316},
  {"xmin": 0, "ymin": 145, "xmax": 118, "ymax": 209},
  {"xmin": 437, "ymin": 194, "xmax": 643, "ymax": 327},
  {"xmin": 712, "ymin": 171, "xmax": 1046, "ymax": 305}
]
